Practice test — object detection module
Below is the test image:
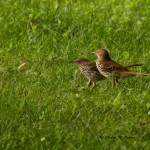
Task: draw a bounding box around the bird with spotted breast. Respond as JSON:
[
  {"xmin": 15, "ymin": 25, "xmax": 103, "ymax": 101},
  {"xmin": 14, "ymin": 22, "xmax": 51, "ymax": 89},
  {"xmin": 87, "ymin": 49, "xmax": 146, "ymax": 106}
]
[
  {"xmin": 70, "ymin": 58, "xmax": 105, "ymax": 87},
  {"xmin": 92, "ymin": 48, "xmax": 150, "ymax": 87}
]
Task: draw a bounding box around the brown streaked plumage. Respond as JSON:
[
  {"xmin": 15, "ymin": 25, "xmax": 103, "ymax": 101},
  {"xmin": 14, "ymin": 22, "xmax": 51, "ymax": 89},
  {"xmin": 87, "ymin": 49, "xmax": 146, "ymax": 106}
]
[
  {"xmin": 70, "ymin": 57, "xmax": 144, "ymax": 87},
  {"xmin": 92, "ymin": 48, "xmax": 150, "ymax": 87},
  {"xmin": 70, "ymin": 58, "xmax": 105, "ymax": 87}
]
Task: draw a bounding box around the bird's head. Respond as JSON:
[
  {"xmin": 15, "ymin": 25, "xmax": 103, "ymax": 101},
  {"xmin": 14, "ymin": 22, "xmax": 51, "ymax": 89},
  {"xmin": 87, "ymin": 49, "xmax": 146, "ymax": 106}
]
[
  {"xmin": 92, "ymin": 48, "xmax": 111, "ymax": 61},
  {"xmin": 69, "ymin": 58, "xmax": 89, "ymax": 65}
]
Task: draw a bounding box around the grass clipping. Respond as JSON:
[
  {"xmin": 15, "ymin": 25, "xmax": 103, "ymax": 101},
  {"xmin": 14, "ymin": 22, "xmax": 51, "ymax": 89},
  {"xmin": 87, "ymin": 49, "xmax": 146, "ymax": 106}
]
[{"xmin": 113, "ymin": 92, "xmax": 122, "ymax": 106}]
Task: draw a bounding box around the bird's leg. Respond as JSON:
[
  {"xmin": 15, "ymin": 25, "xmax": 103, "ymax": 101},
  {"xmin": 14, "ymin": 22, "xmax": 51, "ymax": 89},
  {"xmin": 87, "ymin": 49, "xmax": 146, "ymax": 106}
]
[
  {"xmin": 112, "ymin": 76, "xmax": 116, "ymax": 88},
  {"xmin": 91, "ymin": 81, "xmax": 96, "ymax": 89},
  {"xmin": 87, "ymin": 79, "xmax": 92, "ymax": 87}
]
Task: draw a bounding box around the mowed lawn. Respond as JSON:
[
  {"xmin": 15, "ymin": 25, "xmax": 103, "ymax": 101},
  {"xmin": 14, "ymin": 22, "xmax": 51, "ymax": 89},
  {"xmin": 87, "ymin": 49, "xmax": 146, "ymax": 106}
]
[{"xmin": 0, "ymin": 0, "xmax": 150, "ymax": 149}]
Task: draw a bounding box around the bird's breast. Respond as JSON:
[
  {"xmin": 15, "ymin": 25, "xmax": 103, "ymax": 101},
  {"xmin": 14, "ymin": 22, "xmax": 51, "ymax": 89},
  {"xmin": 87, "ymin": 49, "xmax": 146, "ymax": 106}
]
[{"xmin": 96, "ymin": 62, "xmax": 105, "ymax": 70}]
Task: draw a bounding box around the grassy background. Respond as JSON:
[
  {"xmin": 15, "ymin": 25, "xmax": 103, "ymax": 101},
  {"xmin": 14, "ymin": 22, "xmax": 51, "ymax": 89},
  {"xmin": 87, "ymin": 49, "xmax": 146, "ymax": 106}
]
[{"xmin": 0, "ymin": 0, "xmax": 150, "ymax": 149}]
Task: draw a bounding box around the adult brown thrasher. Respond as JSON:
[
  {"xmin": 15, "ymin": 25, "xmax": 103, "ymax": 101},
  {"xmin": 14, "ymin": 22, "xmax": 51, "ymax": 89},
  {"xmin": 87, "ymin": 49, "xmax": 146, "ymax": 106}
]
[
  {"xmin": 92, "ymin": 48, "xmax": 150, "ymax": 87},
  {"xmin": 70, "ymin": 57, "xmax": 144, "ymax": 87}
]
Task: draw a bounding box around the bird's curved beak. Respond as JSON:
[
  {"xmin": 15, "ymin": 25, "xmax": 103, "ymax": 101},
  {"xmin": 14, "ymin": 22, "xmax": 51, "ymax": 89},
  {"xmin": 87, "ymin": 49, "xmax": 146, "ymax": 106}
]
[
  {"xmin": 69, "ymin": 60, "xmax": 75, "ymax": 63},
  {"xmin": 91, "ymin": 52, "xmax": 96, "ymax": 54}
]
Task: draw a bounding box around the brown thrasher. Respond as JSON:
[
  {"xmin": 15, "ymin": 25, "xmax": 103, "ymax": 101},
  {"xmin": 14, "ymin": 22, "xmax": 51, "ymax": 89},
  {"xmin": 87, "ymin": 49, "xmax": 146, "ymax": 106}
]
[
  {"xmin": 70, "ymin": 57, "xmax": 144, "ymax": 87},
  {"xmin": 92, "ymin": 48, "xmax": 150, "ymax": 87}
]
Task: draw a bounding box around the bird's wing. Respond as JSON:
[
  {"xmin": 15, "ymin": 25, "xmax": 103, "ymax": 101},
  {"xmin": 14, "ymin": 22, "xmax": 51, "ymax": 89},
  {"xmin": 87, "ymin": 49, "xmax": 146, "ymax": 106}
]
[
  {"xmin": 87, "ymin": 62, "xmax": 99, "ymax": 72},
  {"xmin": 105, "ymin": 60, "xmax": 129, "ymax": 72}
]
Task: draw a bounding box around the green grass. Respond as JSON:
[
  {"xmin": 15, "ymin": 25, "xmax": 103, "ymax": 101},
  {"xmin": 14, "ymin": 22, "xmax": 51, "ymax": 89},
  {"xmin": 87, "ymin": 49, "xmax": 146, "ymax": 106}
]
[{"xmin": 0, "ymin": 0, "xmax": 150, "ymax": 149}]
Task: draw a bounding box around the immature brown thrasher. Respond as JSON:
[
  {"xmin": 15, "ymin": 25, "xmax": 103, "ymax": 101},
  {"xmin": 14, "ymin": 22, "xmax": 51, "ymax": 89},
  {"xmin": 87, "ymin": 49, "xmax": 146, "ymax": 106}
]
[
  {"xmin": 70, "ymin": 58, "xmax": 105, "ymax": 87},
  {"xmin": 70, "ymin": 57, "xmax": 144, "ymax": 87},
  {"xmin": 92, "ymin": 48, "xmax": 150, "ymax": 87}
]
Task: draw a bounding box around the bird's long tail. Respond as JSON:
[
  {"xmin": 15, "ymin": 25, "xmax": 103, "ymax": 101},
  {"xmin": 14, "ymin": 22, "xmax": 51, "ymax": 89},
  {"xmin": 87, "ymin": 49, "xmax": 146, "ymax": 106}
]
[
  {"xmin": 121, "ymin": 71, "xmax": 150, "ymax": 76},
  {"xmin": 125, "ymin": 63, "xmax": 143, "ymax": 68}
]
